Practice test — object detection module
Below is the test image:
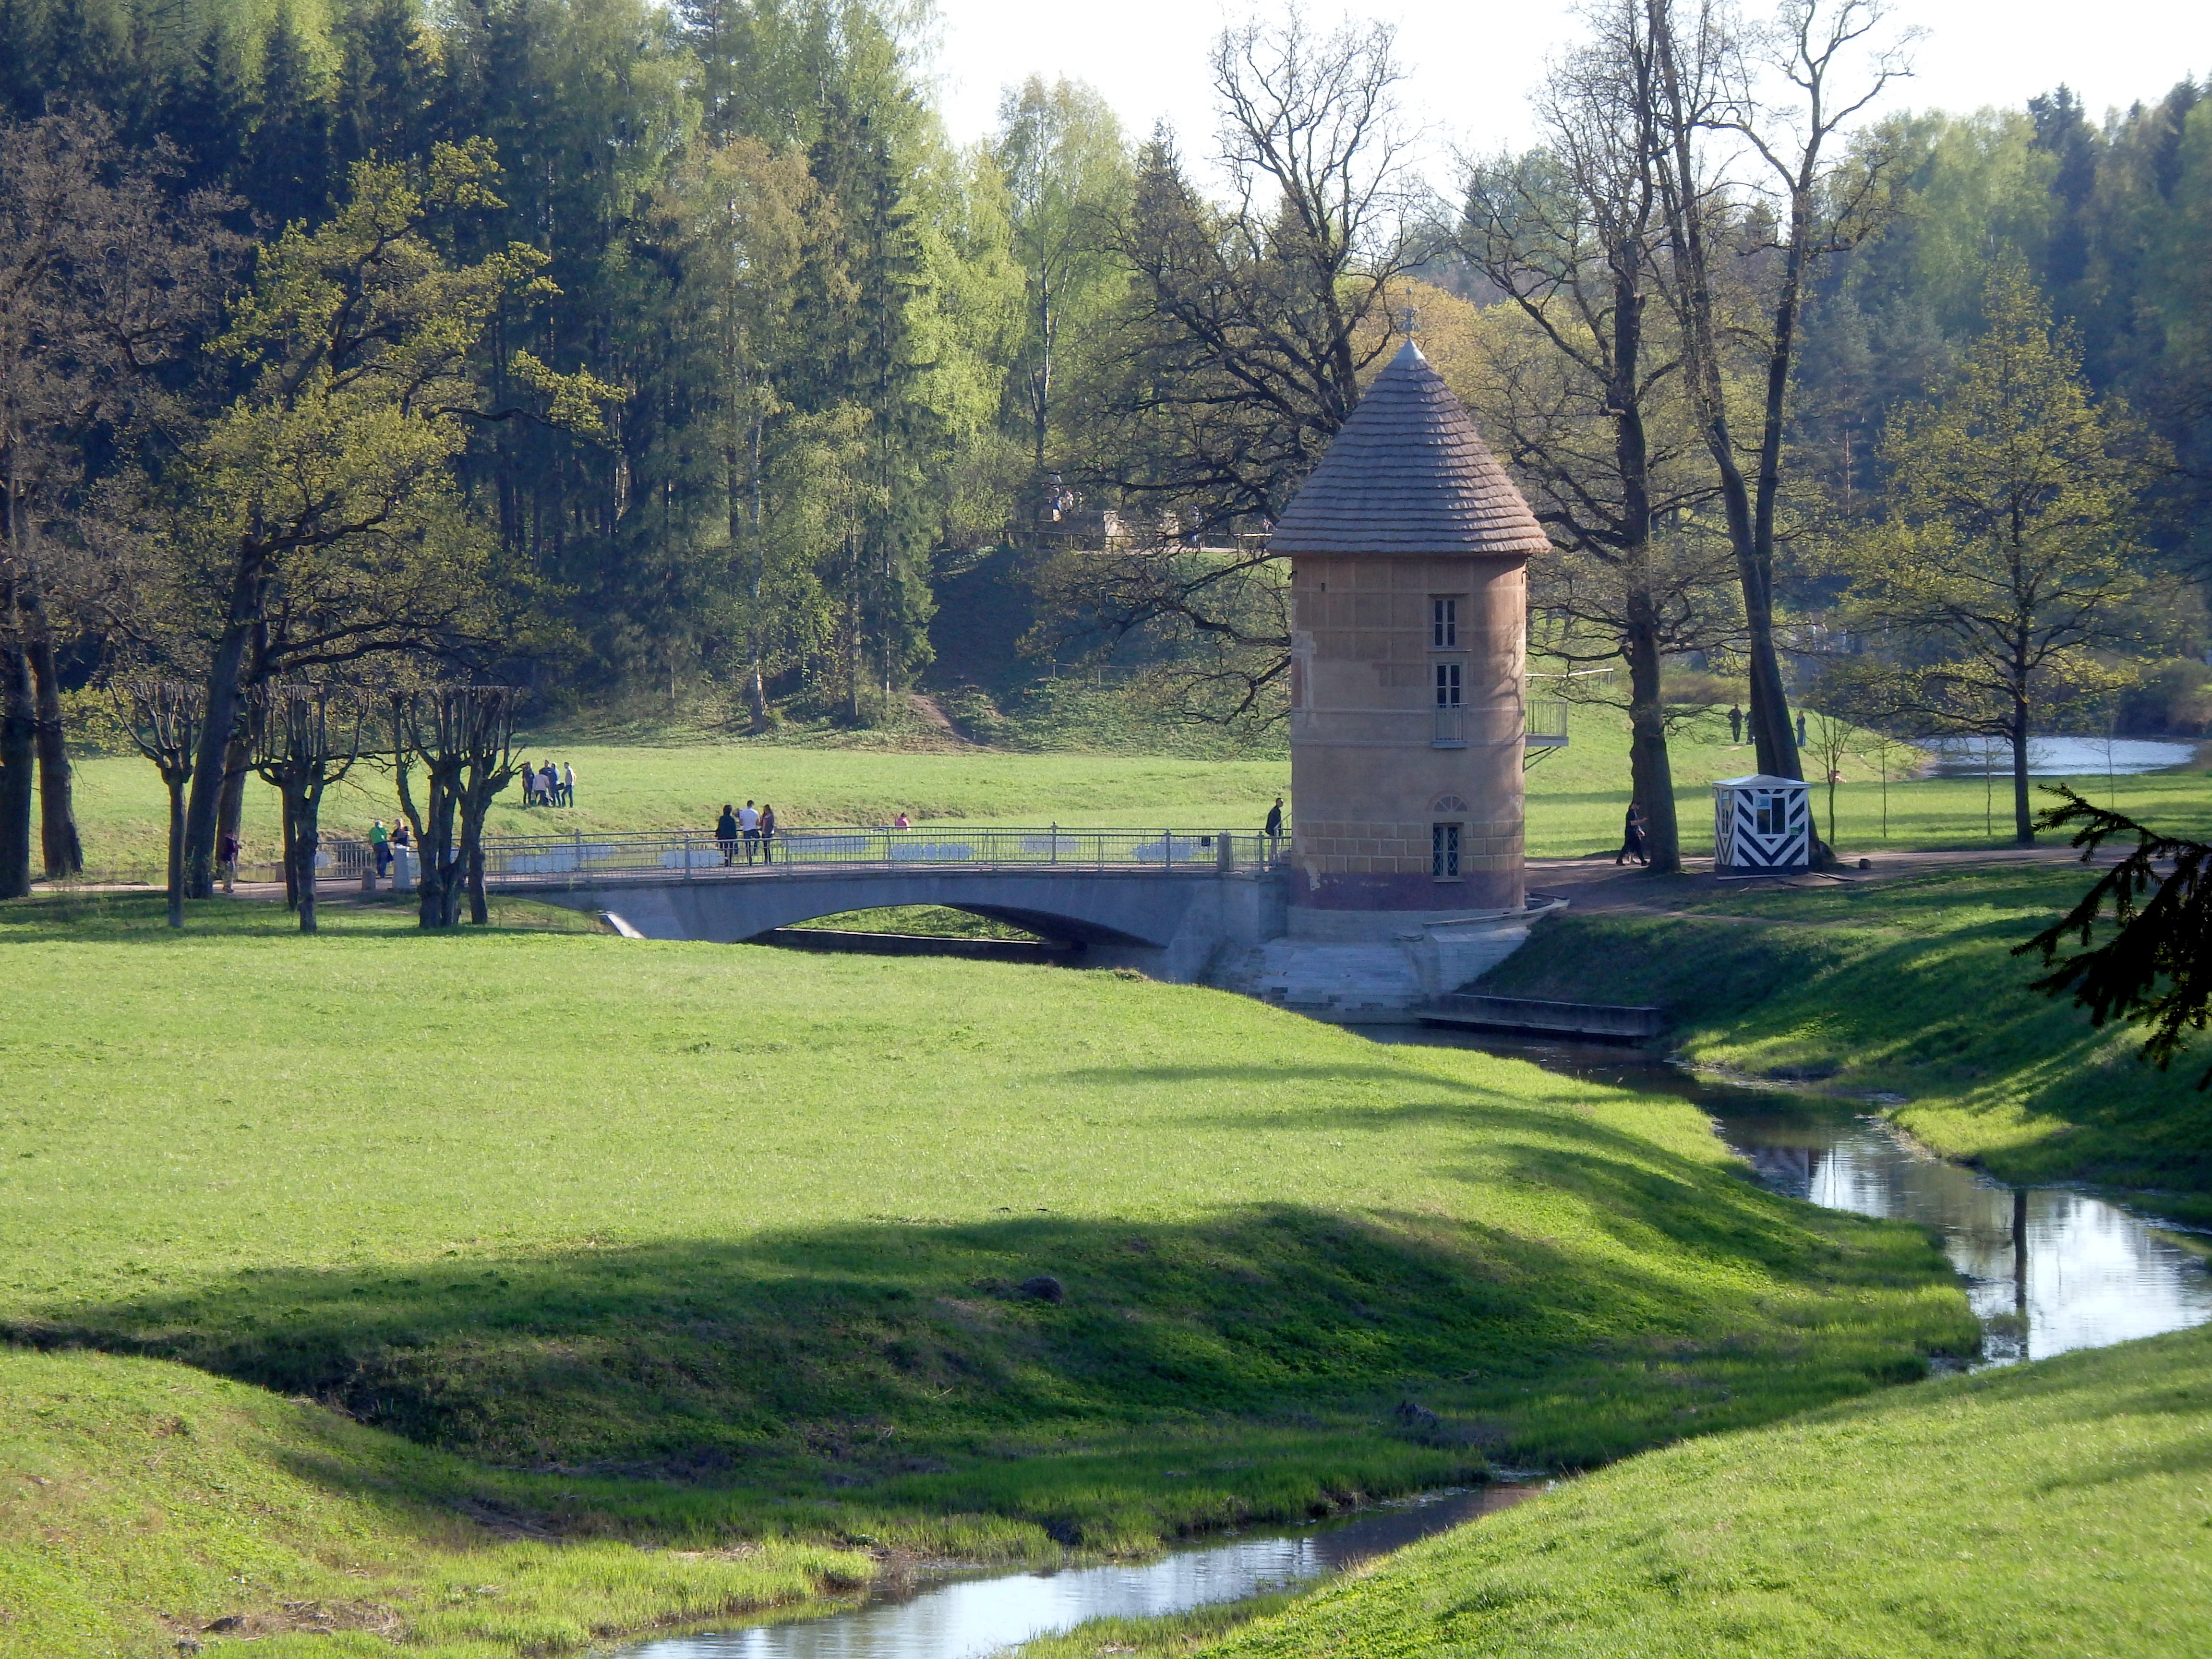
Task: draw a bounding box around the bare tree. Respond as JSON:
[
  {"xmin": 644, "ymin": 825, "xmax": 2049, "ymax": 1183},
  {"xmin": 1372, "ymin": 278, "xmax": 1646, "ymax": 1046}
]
[
  {"xmin": 1053, "ymin": 13, "xmax": 1432, "ymax": 718},
  {"xmin": 392, "ymin": 685, "xmax": 518, "ymax": 929},
  {"xmin": 113, "ymin": 680, "xmax": 203, "ymax": 928},
  {"xmin": 0, "ymin": 109, "xmax": 239, "ymax": 886},
  {"xmin": 1458, "ymin": 0, "xmax": 1741, "ymax": 871},
  {"xmin": 454, "ymin": 687, "xmax": 522, "ymax": 925},
  {"xmin": 250, "ymin": 684, "xmax": 367, "ymax": 935},
  {"xmin": 1645, "ymin": 0, "xmax": 1912, "ymax": 781}
]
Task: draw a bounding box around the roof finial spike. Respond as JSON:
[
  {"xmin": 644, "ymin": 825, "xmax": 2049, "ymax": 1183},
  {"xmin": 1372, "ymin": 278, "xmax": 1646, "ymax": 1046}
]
[{"xmin": 1394, "ymin": 304, "xmax": 1419, "ymax": 342}]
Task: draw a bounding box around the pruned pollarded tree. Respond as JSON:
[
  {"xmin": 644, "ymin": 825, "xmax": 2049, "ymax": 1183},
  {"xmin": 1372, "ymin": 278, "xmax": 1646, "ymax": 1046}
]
[
  {"xmin": 0, "ymin": 108, "xmax": 238, "ymax": 893},
  {"xmin": 392, "ymin": 685, "xmax": 519, "ymax": 929},
  {"xmin": 249, "ymin": 684, "xmax": 368, "ymax": 935},
  {"xmin": 1048, "ymin": 13, "xmax": 1431, "ymax": 721},
  {"xmin": 1457, "ymin": 0, "xmax": 1741, "ymax": 873},
  {"xmin": 454, "ymin": 686, "xmax": 522, "ymax": 925},
  {"xmin": 112, "ymin": 681, "xmax": 203, "ymax": 929}
]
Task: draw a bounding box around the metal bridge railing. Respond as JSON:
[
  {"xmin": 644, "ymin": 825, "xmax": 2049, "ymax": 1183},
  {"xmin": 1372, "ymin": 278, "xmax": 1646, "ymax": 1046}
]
[{"xmin": 472, "ymin": 826, "xmax": 1293, "ymax": 889}]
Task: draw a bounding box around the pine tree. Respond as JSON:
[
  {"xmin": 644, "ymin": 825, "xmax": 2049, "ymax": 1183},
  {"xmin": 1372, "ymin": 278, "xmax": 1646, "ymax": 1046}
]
[
  {"xmin": 161, "ymin": 22, "xmax": 254, "ymax": 194},
  {"xmin": 333, "ymin": 0, "xmax": 430, "ymax": 167},
  {"xmin": 243, "ymin": 8, "xmax": 331, "ymax": 232}
]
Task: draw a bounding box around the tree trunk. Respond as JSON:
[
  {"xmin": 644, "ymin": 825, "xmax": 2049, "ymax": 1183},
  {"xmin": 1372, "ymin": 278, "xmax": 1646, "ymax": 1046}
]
[
  {"xmin": 216, "ymin": 738, "xmax": 250, "ymax": 868},
  {"xmin": 25, "ymin": 615, "xmax": 82, "ymax": 878},
  {"xmin": 0, "ymin": 637, "xmax": 34, "ymax": 900},
  {"xmin": 1623, "ymin": 597, "xmax": 1680, "ymax": 874},
  {"xmin": 165, "ymin": 773, "xmax": 186, "ymax": 929},
  {"xmin": 184, "ymin": 549, "xmax": 265, "ymax": 898},
  {"xmin": 280, "ymin": 792, "xmax": 299, "ymax": 908},
  {"xmin": 293, "ymin": 803, "xmax": 318, "ymax": 934},
  {"xmin": 2012, "ymin": 698, "xmax": 2034, "ymax": 844}
]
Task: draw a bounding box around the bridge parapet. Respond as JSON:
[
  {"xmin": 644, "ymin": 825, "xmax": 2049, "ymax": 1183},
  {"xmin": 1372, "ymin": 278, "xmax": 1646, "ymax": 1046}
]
[{"xmin": 480, "ymin": 825, "xmax": 1288, "ymax": 889}]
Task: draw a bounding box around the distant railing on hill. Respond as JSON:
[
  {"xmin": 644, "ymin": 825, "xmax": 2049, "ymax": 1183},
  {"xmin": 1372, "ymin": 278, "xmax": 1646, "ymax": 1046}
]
[{"xmin": 472, "ymin": 825, "xmax": 1293, "ymax": 888}]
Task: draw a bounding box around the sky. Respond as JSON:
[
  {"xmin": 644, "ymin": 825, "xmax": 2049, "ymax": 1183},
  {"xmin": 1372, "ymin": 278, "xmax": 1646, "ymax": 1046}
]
[{"xmin": 918, "ymin": 0, "xmax": 2209, "ymax": 165}]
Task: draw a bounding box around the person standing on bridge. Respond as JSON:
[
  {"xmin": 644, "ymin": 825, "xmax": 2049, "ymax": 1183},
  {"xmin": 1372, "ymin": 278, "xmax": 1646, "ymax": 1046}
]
[
  {"xmin": 1264, "ymin": 796, "xmax": 1284, "ymax": 854},
  {"xmin": 716, "ymin": 804, "xmax": 739, "ymax": 866},
  {"xmin": 739, "ymin": 801, "xmax": 761, "ymax": 863},
  {"xmin": 758, "ymin": 803, "xmax": 777, "ymax": 863},
  {"xmin": 370, "ymin": 819, "xmax": 391, "ymax": 883}
]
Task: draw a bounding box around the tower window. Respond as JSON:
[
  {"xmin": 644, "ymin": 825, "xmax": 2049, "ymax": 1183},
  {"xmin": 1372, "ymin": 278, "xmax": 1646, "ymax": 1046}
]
[
  {"xmin": 1431, "ymin": 597, "xmax": 1458, "ymax": 648},
  {"xmin": 1434, "ymin": 661, "xmax": 1462, "ymax": 707},
  {"xmin": 1432, "ymin": 823, "xmax": 1461, "ymax": 878}
]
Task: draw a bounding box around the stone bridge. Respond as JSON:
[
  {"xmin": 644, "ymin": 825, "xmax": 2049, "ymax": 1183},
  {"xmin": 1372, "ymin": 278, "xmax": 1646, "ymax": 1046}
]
[{"xmin": 446, "ymin": 824, "xmax": 1537, "ymax": 1008}]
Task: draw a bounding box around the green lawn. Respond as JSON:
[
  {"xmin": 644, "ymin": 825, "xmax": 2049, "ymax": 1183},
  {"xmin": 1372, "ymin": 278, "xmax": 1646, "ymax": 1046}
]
[
  {"xmin": 54, "ymin": 701, "xmax": 2212, "ymax": 879},
  {"xmin": 1475, "ymin": 865, "xmax": 2212, "ymax": 1213},
  {"xmin": 1191, "ymin": 1321, "xmax": 2212, "ymax": 1659},
  {"xmin": 1524, "ymin": 702, "xmax": 2212, "ymax": 858},
  {"xmin": 61, "ymin": 746, "xmax": 1296, "ymax": 878},
  {"xmin": 0, "ymin": 892, "xmax": 1973, "ymax": 1655}
]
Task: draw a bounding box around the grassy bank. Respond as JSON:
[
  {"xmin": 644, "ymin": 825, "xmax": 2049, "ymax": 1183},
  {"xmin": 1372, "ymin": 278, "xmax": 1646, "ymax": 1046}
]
[
  {"xmin": 0, "ymin": 1347, "xmax": 872, "ymax": 1659},
  {"xmin": 1196, "ymin": 1321, "xmax": 2212, "ymax": 1659},
  {"xmin": 1476, "ymin": 865, "xmax": 2212, "ymax": 1212},
  {"xmin": 0, "ymin": 891, "xmax": 1975, "ymax": 1652}
]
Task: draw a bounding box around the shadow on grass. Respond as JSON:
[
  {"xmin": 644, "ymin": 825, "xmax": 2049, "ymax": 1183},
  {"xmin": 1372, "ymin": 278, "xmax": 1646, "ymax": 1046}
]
[{"xmin": 9, "ymin": 1190, "xmax": 1971, "ymax": 1515}]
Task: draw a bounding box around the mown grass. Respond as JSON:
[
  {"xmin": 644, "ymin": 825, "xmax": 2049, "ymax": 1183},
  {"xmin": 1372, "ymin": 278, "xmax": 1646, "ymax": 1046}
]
[
  {"xmin": 1194, "ymin": 1320, "xmax": 2212, "ymax": 1659},
  {"xmin": 1524, "ymin": 702, "xmax": 2212, "ymax": 859},
  {"xmin": 59, "ymin": 702, "xmax": 2210, "ymax": 878},
  {"xmin": 60, "ymin": 747, "xmax": 1295, "ymax": 879},
  {"xmin": 1, "ymin": 891, "xmax": 1974, "ymax": 1651},
  {"xmin": 1476, "ymin": 864, "xmax": 2212, "ymax": 1213}
]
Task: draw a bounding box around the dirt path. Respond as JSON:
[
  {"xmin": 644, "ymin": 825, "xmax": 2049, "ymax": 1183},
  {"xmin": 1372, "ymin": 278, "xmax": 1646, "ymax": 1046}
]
[{"xmin": 1527, "ymin": 842, "xmax": 2113, "ymax": 920}]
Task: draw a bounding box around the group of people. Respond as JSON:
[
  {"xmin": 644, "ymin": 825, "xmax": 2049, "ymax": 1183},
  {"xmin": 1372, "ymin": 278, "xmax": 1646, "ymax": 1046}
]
[
  {"xmin": 367, "ymin": 817, "xmax": 413, "ymax": 879},
  {"xmin": 1724, "ymin": 704, "xmax": 1811, "ymax": 749},
  {"xmin": 519, "ymin": 760, "xmax": 576, "ymax": 807},
  {"xmin": 714, "ymin": 800, "xmax": 779, "ymax": 864}
]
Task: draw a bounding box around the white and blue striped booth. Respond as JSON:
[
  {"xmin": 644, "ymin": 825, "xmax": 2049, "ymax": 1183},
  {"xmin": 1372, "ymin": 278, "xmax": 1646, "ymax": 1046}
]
[{"xmin": 1712, "ymin": 774, "xmax": 1812, "ymax": 874}]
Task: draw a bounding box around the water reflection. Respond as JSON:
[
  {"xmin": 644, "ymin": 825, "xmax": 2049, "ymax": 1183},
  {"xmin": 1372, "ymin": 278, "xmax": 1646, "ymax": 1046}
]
[
  {"xmin": 623, "ymin": 1487, "xmax": 1534, "ymax": 1659},
  {"xmin": 1921, "ymin": 734, "xmax": 2194, "ymax": 777},
  {"xmin": 1365, "ymin": 1028, "xmax": 2212, "ymax": 1364},
  {"xmin": 1710, "ymin": 1102, "xmax": 2212, "ymax": 1360}
]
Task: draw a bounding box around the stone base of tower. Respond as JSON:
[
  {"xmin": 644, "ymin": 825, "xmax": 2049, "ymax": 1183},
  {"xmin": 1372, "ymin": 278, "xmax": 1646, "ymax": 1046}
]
[
  {"xmin": 1209, "ymin": 895, "xmax": 1564, "ymax": 1022},
  {"xmin": 1287, "ymin": 866, "xmax": 1524, "ymax": 917}
]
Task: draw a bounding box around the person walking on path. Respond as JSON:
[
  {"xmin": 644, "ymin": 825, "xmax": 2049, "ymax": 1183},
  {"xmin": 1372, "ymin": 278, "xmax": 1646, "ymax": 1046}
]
[
  {"xmin": 370, "ymin": 819, "xmax": 391, "ymax": 882},
  {"xmin": 1616, "ymin": 801, "xmax": 1649, "ymax": 867},
  {"xmin": 716, "ymin": 804, "xmax": 739, "ymax": 866},
  {"xmin": 559, "ymin": 761, "xmax": 576, "ymax": 806},
  {"xmin": 739, "ymin": 801, "xmax": 761, "ymax": 863},
  {"xmin": 758, "ymin": 804, "xmax": 777, "ymax": 863},
  {"xmin": 1728, "ymin": 704, "xmax": 1743, "ymax": 745},
  {"xmin": 218, "ymin": 831, "xmax": 239, "ymax": 892},
  {"xmin": 1264, "ymin": 796, "xmax": 1285, "ymax": 857}
]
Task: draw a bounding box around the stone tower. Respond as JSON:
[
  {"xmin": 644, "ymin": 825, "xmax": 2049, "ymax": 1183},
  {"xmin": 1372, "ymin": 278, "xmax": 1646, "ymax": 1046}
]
[{"xmin": 1269, "ymin": 341, "xmax": 1549, "ymax": 933}]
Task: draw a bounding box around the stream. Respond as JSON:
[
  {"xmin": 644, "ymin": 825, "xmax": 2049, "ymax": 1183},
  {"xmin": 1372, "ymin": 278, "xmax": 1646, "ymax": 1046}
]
[{"xmin": 621, "ymin": 1034, "xmax": 2212, "ymax": 1659}]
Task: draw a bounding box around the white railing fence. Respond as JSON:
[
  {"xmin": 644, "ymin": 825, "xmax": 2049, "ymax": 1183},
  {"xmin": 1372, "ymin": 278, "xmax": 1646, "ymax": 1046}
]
[{"xmin": 466, "ymin": 825, "xmax": 1293, "ymax": 888}]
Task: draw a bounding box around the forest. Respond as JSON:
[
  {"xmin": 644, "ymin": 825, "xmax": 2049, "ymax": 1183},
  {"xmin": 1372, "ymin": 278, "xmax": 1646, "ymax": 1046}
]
[{"xmin": 0, "ymin": 0, "xmax": 2208, "ymax": 894}]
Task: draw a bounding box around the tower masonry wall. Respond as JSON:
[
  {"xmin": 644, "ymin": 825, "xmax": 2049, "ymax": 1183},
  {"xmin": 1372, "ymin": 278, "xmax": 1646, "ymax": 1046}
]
[{"xmin": 1288, "ymin": 553, "xmax": 1527, "ymax": 915}]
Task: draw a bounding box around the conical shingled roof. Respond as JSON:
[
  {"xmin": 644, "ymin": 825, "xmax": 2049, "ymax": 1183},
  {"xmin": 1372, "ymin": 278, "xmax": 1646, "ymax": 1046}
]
[{"xmin": 1267, "ymin": 341, "xmax": 1550, "ymax": 557}]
